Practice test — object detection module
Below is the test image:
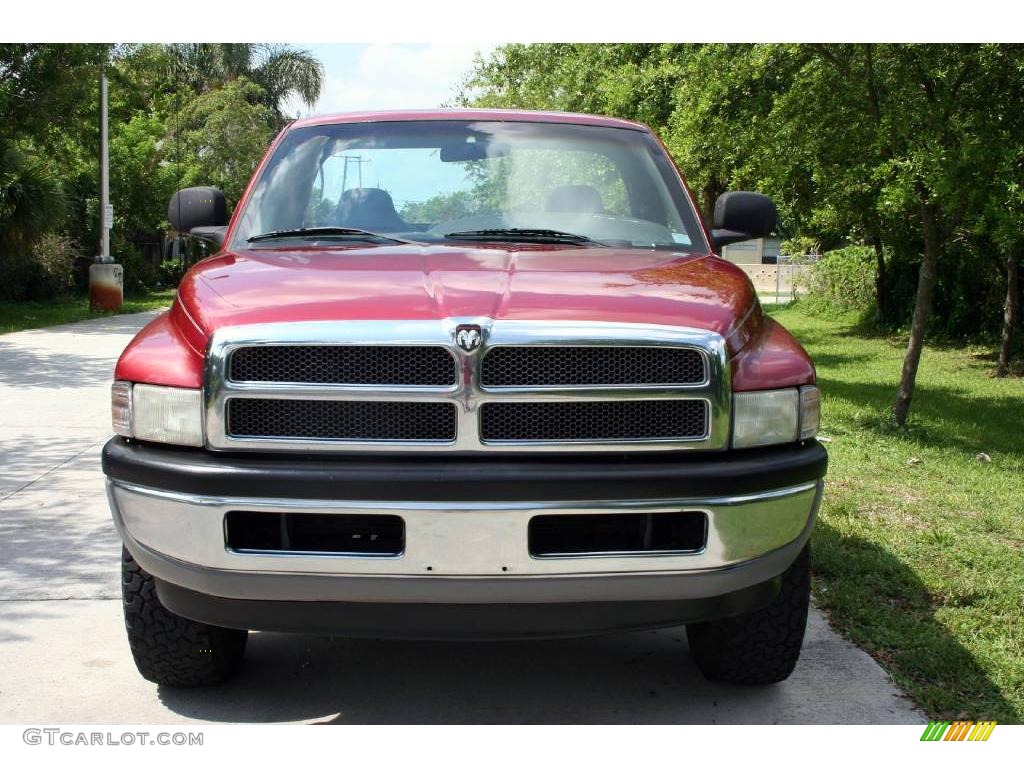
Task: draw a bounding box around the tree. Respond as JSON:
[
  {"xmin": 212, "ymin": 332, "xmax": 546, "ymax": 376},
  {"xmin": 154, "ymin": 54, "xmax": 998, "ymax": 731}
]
[
  {"xmin": 693, "ymin": 45, "xmax": 1011, "ymax": 423},
  {"xmin": 0, "ymin": 44, "xmax": 109, "ymax": 148},
  {"xmin": 0, "ymin": 144, "xmax": 68, "ymax": 299},
  {"xmin": 168, "ymin": 44, "xmax": 323, "ymax": 125},
  {"xmin": 0, "ymin": 46, "xmax": 106, "ymax": 298},
  {"xmin": 858, "ymin": 45, "xmax": 1010, "ymax": 423},
  {"xmin": 0, "ymin": 44, "xmax": 327, "ymax": 300},
  {"xmin": 462, "ymin": 43, "xmax": 1023, "ymax": 425},
  {"xmin": 988, "ymin": 129, "xmax": 1024, "ymax": 379},
  {"xmin": 175, "ymin": 79, "xmax": 276, "ymax": 204}
]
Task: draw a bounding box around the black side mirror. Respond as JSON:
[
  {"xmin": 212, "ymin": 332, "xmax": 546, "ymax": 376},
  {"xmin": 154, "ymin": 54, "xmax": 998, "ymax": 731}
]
[
  {"xmin": 711, "ymin": 191, "xmax": 777, "ymax": 250},
  {"xmin": 168, "ymin": 187, "xmax": 228, "ymax": 247}
]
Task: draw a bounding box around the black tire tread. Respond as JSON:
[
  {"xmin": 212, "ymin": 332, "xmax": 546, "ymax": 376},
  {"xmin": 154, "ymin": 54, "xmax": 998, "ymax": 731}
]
[
  {"xmin": 687, "ymin": 544, "xmax": 810, "ymax": 685},
  {"xmin": 121, "ymin": 547, "xmax": 247, "ymax": 687}
]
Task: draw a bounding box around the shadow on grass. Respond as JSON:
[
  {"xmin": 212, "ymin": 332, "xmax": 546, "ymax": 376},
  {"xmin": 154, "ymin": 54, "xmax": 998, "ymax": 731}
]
[
  {"xmin": 817, "ymin": 377, "xmax": 1024, "ymax": 458},
  {"xmin": 812, "ymin": 521, "xmax": 1018, "ymax": 722}
]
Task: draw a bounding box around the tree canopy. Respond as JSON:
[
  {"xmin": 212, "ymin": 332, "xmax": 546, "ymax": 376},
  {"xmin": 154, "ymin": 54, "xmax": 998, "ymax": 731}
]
[
  {"xmin": 461, "ymin": 43, "xmax": 1024, "ymax": 420},
  {"xmin": 1, "ymin": 43, "xmax": 1020, "ymax": 423},
  {"xmin": 0, "ymin": 43, "xmax": 324, "ymax": 299}
]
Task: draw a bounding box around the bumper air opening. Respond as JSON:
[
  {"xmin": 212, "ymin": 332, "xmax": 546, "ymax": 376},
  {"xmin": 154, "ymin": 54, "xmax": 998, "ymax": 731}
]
[
  {"xmin": 225, "ymin": 510, "xmax": 404, "ymax": 556},
  {"xmin": 529, "ymin": 511, "xmax": 707, "ymax": 558}
]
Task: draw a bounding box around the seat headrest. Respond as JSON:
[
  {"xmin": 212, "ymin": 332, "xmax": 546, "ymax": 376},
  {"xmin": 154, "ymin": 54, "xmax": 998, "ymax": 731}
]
[
  {"xmin": 337, "ymin": 187, "xmax": 405, "ymax": 231},
  {"xmin": 545, "ymin": 185, "xmax": 606, "ymax": 214}
]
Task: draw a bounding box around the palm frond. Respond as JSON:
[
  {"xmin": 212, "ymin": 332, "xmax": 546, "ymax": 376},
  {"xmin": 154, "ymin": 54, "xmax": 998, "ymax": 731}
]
[
  {"xmin": 250, "ymin": 44, "xmax": 324, "ymax": 114},
  {"xmin": 0, "ymin": 143, "xmax": 66, "ymax": 251}
]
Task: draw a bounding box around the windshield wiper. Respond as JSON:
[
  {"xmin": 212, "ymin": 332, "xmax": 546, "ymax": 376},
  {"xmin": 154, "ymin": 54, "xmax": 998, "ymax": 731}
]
[
  {"xmin": 443, "ymin": 228, "xmax": 607, "ymax": 247},
  {"xmin": 247, "ymin": 227, "xmax": 415, "ymax": 245}
]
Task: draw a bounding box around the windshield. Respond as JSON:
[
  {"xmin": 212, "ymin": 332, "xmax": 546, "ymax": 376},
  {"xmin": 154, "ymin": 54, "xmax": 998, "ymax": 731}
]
[{"xmin": 231, "ymin": 120, "xmax": 706, "ymax": 251}]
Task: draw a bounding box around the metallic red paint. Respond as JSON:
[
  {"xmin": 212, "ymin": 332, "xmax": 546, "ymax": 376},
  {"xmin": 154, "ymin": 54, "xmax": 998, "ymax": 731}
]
[
  {"xmin": 115, "ymin": 243, "xmax": 814, "ymax": 391},
  {"xmin": 730, "ymin": 317, "xmax": 816, "ymax": 392},
  {"xmin": 288, "ymin": 108, "xmax": 650, "ymax": 132},
  {"xmin": 115, "ymin": 310, "xmax": 204, "ymax": 388}
]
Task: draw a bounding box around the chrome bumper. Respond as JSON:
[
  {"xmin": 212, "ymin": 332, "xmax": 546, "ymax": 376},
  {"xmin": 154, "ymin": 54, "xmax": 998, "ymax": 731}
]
[{"xmin": 107, "ymin": 478, "xmax": 822, "ymax": 604}]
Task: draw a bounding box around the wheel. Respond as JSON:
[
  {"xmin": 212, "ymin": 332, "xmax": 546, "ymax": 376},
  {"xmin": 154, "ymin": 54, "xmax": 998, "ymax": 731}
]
[
  {"xmin": 687, "ymin": 544, "xmax": 810, "ymax": 685},
  {"xmin": 121, "ymin": 547, "xmax": 248, "ymax": 687}
]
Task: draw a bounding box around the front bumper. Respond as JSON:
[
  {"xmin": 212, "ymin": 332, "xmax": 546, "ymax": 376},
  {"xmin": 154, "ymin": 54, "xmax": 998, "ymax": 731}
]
[{"xmin": 103, "ymin": 438, "xmax": 826, "ymax": 634}]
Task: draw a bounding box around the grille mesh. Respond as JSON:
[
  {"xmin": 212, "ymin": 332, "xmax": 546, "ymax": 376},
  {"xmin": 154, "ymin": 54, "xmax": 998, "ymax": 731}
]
[
  {"xmin": 229, "ymin": 346, "xmax": 456, "ymax": 386},
  {"xmin": 480, "ymin": 400, "xmax": 707, "ymax": 442},
  {"xmin": 481, "ymin": 346, "xmax": 705, "ymax": 387},
  {"xmin": 228, "ymin": 399, "xmax": 457, "ymax": 441}
]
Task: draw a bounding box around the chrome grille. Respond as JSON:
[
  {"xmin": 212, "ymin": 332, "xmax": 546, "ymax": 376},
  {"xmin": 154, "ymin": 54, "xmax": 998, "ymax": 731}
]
[
  {"xmin": 205, "ymin": 320, "xmax": 731, "ymax": 453},
  {"xmin": 227, "ymin": 399, "xmax": 457, "ymax": 442},
  {"xmin": 481, "ymin": 346, "xmax": 706, "ymax": 387},
  {"xmin": 229, "ymin": 345, "xmax": 456, "ymax": 386},
  {"xmin": 480, "ymin": 400, "xmax": 708, "ymax": 442}
]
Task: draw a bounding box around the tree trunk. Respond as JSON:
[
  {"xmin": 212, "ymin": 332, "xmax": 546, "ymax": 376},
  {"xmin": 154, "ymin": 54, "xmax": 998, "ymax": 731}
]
[
  {"xmin": 996, "ymin": 249, "xmax": 1019, "ymax": 377},
  {"xmin": 893, "ymin": 200, "xmax": 942, "ymax": 426},
  {"xmin": 701, "ymin": 178, "xmax": 727, "ymax": 224},
  {"xmin": 872, "ymin": 236, "xmax": 887, "ymax": 320}
]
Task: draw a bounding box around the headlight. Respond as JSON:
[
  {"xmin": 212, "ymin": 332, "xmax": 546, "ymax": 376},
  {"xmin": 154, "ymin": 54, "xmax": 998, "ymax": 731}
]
[
  {"xmin": 732, "ymin": 385, "xmax": 819, "ymax": 449},
  {"xmin": 111, "ymin": 382, "xmax": 204, "ymax": 447}
]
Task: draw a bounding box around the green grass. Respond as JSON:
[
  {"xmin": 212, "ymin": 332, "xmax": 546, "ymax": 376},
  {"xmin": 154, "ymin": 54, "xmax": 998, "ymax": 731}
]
[
  {"xmin": 0, "ymin": 289, "xmax": 176, "ymax": 334},
  {"xmin": 768, "ymin": 303, "xmax": 1024, "ymax": 723}
]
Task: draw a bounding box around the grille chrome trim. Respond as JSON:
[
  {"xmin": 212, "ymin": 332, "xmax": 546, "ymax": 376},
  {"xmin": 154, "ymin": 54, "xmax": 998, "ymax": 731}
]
[{"xmin": 204, "ymin": 319, "xmax": 731, "ymax": 453}]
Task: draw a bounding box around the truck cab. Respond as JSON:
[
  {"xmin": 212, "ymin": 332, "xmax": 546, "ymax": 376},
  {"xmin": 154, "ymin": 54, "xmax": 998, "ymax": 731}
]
[{"xmin": 105, "ymin": 109, "xmax": 826, "ymax": 687}]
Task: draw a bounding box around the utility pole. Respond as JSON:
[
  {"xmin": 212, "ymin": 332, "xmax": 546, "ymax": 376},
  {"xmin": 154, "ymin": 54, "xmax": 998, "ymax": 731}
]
[
  {"xmin": 99, "ymin": 70, "xmax": 110, "ymax": 262},
  {"xmin": 89, "ymin": 62, "xmax": 123, "ymax": 311},
  {"xmin": 340, "ymin": 155, "xmax": 371, "ymax": 193}
]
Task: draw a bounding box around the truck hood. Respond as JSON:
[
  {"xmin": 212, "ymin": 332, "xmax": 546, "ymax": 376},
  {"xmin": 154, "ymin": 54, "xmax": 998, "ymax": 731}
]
[{"xmin": 172, "ymin": 244, "xmax": 763, "ymax": 354}]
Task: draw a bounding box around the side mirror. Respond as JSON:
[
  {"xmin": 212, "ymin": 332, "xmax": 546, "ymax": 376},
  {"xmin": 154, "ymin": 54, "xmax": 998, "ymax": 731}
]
[
  {"xmin": 711, "ymin": 191, "xmax": 777, "ymax": 250},
  {"xmin": 168, "ymin": 187, "xmax": 228, "ymax": 247}
]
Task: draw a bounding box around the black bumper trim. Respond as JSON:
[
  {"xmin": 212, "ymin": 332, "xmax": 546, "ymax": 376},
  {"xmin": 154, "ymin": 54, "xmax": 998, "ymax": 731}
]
[
  {"xmin": 102, "ymin": 437, "xmax": 827, "ymax": 502},
  {"xmin": 155, "ymin": 578, "xmax": 781, "ymax": 639}
]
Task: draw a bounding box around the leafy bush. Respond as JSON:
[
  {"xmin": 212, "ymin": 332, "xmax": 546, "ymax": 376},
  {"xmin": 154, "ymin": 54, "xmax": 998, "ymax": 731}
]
[
  {"xmin": 0, "ymin": 143, "xmax": 70, "ymax": 300},
  {"xmin": 30, "ymin": 233, "xmax": 78, "ymax": 298},
  {"xmin": 0, "ymin": 234, "xmax": 78, "ymax": 301},
  {"xmin": 780, "ymin": 236, "xmax": 820, "ymax": 259},
  {"xmin": 795, "ymin": 245, "xmax": 877, "ymax": 318},
  {"xmin": 158, "ymin": 257, "xmax": 189, "ymax": 287},
  {"xmin": 111, "ymin": 236, "xmax": 158, "ymax": 295}
]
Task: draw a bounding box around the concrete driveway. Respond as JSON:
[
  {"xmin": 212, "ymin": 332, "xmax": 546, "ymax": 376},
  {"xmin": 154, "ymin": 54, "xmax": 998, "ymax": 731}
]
[{"xmin": 0, "ymin": 312, "xmax": 924, "ymax": 724}]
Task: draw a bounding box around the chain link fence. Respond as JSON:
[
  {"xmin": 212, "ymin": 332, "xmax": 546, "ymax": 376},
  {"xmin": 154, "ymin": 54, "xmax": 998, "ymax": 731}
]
[{"xmin": 735, "ymin": 254, "xmax": 815, "ymax": 305}]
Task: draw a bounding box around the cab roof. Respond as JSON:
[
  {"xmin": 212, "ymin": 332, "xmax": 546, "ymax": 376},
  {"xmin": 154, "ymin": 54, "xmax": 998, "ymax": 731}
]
[{"xmin": 288, "ymin": 108, "xmax": 651, "ymax": 132}]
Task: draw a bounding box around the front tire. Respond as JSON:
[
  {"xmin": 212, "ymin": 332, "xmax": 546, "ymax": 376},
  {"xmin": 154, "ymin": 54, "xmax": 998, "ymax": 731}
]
[
  {"xmin": 687, "ymin": 544, "xmax": 810, "ymax": 685},
  {"xmin": 121, "ymin": 547, "xmax": 248, "ymax": 687}
]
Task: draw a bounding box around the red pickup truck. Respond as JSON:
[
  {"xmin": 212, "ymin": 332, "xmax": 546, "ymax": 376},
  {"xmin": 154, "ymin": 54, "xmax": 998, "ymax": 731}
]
[{"xmin": 104, "ymin": 109, "xmax": 825, "ymax": 688}]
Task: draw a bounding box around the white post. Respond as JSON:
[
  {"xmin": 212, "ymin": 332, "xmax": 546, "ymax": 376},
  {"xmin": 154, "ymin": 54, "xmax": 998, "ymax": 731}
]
[
  {"xmin": 776, "ymin": 247, "xmax": 782, "ymax": 304},
  {"xmin": 90, "ymin": 65, "xmax": 122, "ymax": 311},
  {"xmin": 99, "ymin": 70, "xmax": 110, "ymax": 262}
]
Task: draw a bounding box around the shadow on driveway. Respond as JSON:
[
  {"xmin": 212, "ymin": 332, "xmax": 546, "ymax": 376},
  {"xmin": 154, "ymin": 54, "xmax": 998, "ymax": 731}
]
[
  {"xmin": 157, "ymin": 627, "xmax": 795, "ymax": 724},
  {"xmin": 153, "ymin": 607, "xmax": 924, "ymax": 724}
]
